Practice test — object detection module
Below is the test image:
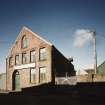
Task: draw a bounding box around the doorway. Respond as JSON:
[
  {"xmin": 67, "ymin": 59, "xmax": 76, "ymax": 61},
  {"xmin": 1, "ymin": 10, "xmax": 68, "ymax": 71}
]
[{"xmin": 12, "ymin": 70, "xmax": 20, "ymax": 90}]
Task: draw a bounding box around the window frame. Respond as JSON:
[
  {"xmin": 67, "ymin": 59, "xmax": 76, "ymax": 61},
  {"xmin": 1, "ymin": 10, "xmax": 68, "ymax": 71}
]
[
  {"xmin": 30, "ymin": 68, "xmax": 36, "ymax": 84},
  {"xmin": 39, "ymin": 67, "xmax": 46, "ymax": 83},
  {"xmin": 39, "ymin": 47, "xmax": 46, "ymax": 61},
  {"xmin": 15, "ymin": 54, "xmax": 19, "ymax": 65},
  {"xmin": 9, "ymin": 56, "xmax": 13, "ymax": 67},
  {"xmin": 21, "ymin": 35, "xmax": 28, "ymax": 49},
  {"xmin": 22, "ymin": 52, "xmax": 28, "ymax": 64},
  {"xmin": 30, "ymin": 50, "xmax": 36, "ymax": 63}
]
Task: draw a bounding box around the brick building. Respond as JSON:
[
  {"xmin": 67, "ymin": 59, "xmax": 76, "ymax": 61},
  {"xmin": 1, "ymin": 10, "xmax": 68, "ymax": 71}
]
[{"xmin": 6, "ymin": 27, "xmax": 75, "ymax": 91}]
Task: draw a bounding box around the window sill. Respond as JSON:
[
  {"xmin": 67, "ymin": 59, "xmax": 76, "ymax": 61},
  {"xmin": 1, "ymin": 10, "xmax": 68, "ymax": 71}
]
[
  {"xmin": 30, "ymin": 61, "xmax": 36, "ymax": 63},
  {"xmin": 30, "ymin": 82, "xmax": 36, "ymax": 84},
  {"xmin": 9, "ymin": 65, "xmax": 13, "ymax": 68},
  {"xmin": 39, "ymin": 59, "xmax": 47, "ymax": 62}
]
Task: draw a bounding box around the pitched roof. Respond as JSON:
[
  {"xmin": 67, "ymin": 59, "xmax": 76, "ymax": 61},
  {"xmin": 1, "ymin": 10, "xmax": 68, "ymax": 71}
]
[
  {"xmin": 23, "ymin": 26, "xmax": 52, "ymax": 46},
  {"xmin": 7, "ymin": 26, "xmax": 53, "ymax": 57},
  {"xmin": 97, "ymin": 61, "xmax": 105, "ymax": 74}
]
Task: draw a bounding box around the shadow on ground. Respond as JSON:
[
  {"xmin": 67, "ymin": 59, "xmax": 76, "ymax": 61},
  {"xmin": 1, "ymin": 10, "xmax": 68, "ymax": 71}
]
[{"xmin": 0, "ymin": 82, "xmax": 105, "ymax": 105}]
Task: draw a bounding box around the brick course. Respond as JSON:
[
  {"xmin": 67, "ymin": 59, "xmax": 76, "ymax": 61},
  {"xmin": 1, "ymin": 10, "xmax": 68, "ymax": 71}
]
[{"xmin": 6, "ymin": 27, "xmax": 75, "ymax": 91}]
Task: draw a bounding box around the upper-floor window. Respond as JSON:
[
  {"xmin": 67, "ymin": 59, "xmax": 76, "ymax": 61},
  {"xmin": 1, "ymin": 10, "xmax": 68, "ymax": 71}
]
[
  {"xmin": 39, "ymin": 48, "xmax": 46, "ymax": 61},
  {"xmin": 22, "ymin": 52, "xmax": 28, "ymax": 64},
  {"xmin": 39, "ymin": 67, "xmax": 46, "ymax": 83},
  {"xmin": 15, "ymin": 55, "xmax": 19, "ymax": 65},
  {"xmin": 30, "ymin": 50, "xmax": 36, "ymax": 63},
  {"xmin": 9, "ymin": 56, "xmax": 13, "ymax": 66},
  {"xmin": 21, "ymin": 35, "xmax": 28, "ymax": 48},
  {"xmin": 30, "ymin": 68, "xmax": 36, "ymax": 83}
]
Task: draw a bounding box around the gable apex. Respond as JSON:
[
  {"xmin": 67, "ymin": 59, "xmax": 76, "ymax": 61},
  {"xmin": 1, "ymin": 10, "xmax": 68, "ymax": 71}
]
[
  {"xmin": 7, "ymin": 26, "xmax": 53, "ymax": 57},
  {"xmin": 22, "ymin": 26, "xmax": 53, "ymax": 46}
]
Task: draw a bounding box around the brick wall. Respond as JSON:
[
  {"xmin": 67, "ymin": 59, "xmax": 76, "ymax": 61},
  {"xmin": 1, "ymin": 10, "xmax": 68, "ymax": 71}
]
[{"xmin": 6, "ymin": 27, "xmax": 52, "ymax": 90}]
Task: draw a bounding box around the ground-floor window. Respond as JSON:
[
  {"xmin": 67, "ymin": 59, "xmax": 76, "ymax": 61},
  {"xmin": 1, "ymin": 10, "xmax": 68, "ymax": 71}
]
[
  {"xmin": 39, "ymin": 67, "xmax": 46, "ymax": 83},
  {"xmin": 30, "ymin": 68, "xmax": 36, "ymax": 83}
]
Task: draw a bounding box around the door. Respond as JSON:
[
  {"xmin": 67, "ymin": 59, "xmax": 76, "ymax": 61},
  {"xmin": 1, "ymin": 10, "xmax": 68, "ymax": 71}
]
[
  {"xmin": 12, "ymin": 71, "xmax": 20, "ymax": 90},
  {"xmin": 15, "ymin": 72, "xmax": 20, "ymax": 90}
]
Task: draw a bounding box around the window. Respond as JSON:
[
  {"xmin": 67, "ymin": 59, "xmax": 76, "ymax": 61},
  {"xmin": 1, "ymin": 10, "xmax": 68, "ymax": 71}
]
[
  {"xmin": 21, "ymin": 35, "xmax": 28, "ymax": 48},
  {"xmin": 22, "ymin": 52, "xmax": 28, "ymax": 64},
  {"xmin": 15, "ymin": 55, "xmax": 19, "ymax": 65},
  {"xmin": 30, "ymin": 50, "xmax": 36, "ymax": 62},
  {"xmin": 9, "ymin": 56, "xmax": 13, "ymax": 66},
  {"xmin": 39, "ymin": 48, "xmax": 46, "ymax": 60},
  {"xmin": 30, "ymin": 68, "xmax": 36, "ymax": 83},
  {"xmin": 39, "ymin": 67, "xmax": 46, "ymax": 83}
]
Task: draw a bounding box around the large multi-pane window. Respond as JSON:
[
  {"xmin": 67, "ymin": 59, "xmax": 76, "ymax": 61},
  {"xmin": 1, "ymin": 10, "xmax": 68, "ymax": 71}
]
[
  {"xmin": 22, "ymin": 52, "xmax": 28, "ymax": 64},
  {"xmin": 9, "ymin": 56, "xmax": 13, "ymax": 66},
  {"xmin": 30, "ymin": 68, "xmax": 36, "ymax": 83},
  {"xmin": 21, "ymin": 35, "xmax": 28, "ymax": 48},
  {"xmin": 15, "ymin": 55, "xmax": 19, "ymax": 65},
  {"xmin": 30, "ymin": 50, "xmax": 36, "ymax": 62},
  {"xmin": 39, "ymin": 67, "xmax": 46, "ymax": 83},
  {"xmin": 39, "ymin": 48, "xmax": 46, "ymax": 60}
]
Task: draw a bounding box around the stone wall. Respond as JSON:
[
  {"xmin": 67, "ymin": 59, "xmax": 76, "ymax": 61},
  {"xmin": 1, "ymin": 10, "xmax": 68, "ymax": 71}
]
[{"xmin": 77, "ymin": 74, "xmax": 105, "ymax": 82}]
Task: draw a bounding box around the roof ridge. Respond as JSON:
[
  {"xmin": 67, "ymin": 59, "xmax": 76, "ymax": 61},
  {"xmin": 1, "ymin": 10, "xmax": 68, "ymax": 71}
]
[
  {"xmin": 23, "ymin": 26, "xmax": 53, "ymax": 46},
  {"xmin": 7, "ymin": 26, "xmax": 53, "ymax": 57}
]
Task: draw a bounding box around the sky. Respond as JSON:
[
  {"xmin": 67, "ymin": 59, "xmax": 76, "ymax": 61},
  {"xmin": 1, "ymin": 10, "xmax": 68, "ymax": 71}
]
[{"xmin": 0, "ymin": 0, "xmax": 105, "ymax": 73}]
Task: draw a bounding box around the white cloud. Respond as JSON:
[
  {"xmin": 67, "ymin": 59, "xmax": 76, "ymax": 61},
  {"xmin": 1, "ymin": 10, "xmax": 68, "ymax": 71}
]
[{"xmin": 73, "ymin": 29, "xmax": 93, "ymax": 48}]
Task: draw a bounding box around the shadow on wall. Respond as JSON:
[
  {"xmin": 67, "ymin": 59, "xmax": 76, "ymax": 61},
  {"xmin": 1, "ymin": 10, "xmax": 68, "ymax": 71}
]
[{"xmin": 52, "ymin": 46, "xmax": 76, "ymax": 77}]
